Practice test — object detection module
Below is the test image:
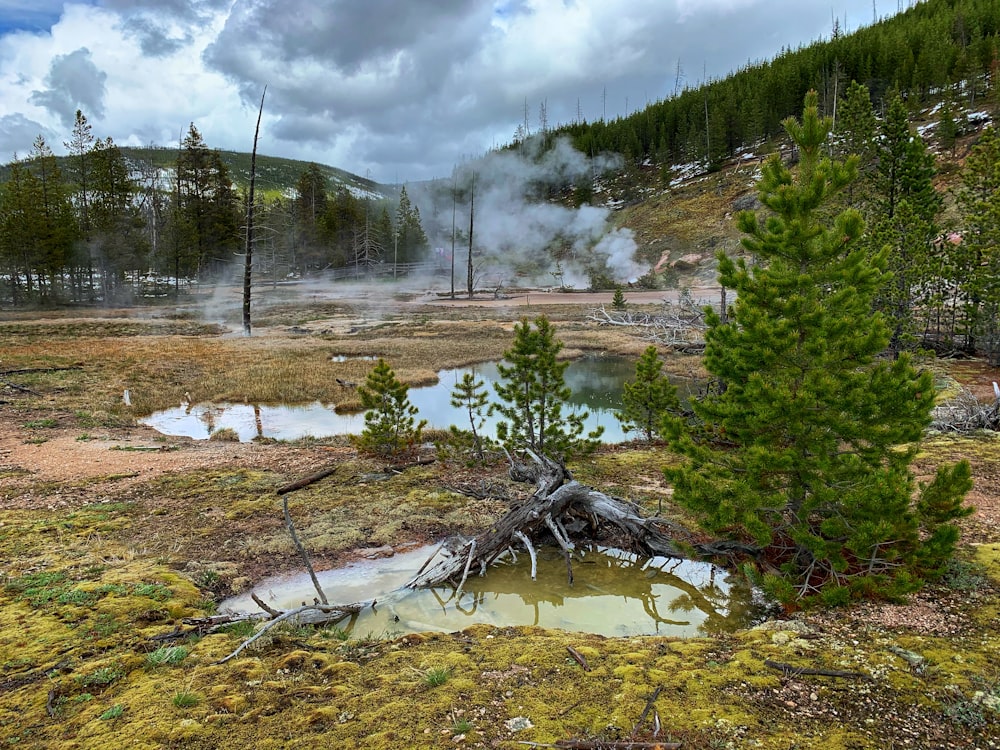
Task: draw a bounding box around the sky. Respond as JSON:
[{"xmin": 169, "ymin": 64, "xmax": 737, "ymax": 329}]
[{"xmin": 0, "ymin": 0, "xmax": 898, "ymax": 184}]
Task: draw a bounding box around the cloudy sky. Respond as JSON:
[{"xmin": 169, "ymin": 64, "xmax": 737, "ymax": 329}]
[{"xmin": 1, "ymin": 0, "xmax": 895, "ymax": 184}]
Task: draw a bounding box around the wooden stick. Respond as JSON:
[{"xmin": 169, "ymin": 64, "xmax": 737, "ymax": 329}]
[
  {"xmin": 282, "ymin": 495, "xmax": 328, "ymax": 605},
  {"xmin": 454, "ymin": 540, "xmax": 476, "ymax": 600},
  {"xmin": 764, "ymin": 659, "xmax": 873, "ymax": 681},
  {"xmin": 215, "ymin": 602, "xmax": 369, "ymax": 664},
  {"xmin": 566, "ymin": 646, "xmax": 590, "ymax": 671},
  {"xmin": 631, "ymin": 685, "xmax": 663, "ymax": 738},
  {"xmin": 0, "ymin": 366, "xmax": 81, "ymax": 375},
  {"xmin": 276, "ymin": 465, "xmax": 338, "ymax": 495},
  {"xmin": 1, "ymin": 380, "xmax": 40, "ymax": 395},
  {"xmin": 251, "ymin": 592, "xmax": 280, "ymax": 617},
  {"xmin": 514, "ymin": 530, "xmax": 537, "ymax": 580}
]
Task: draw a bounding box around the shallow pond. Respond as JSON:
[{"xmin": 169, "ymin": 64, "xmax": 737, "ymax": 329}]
[
  {"xmin": 220, "ymin": 544, "xmax": 763, "ymax": 638},
  {"xmin": 140, "ymin": 356, "xmax": 699, "ymax": 443}
]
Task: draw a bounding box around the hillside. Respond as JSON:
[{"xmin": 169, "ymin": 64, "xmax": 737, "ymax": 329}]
[{"xmin": 117, "ymin": 146, "xmax": 392, "ymax": 201}]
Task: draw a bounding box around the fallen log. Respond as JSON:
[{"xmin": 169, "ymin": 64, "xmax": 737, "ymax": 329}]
[
  {"xmin": 214, "ymin": 600, "xmax": 373, "ymax": 664},
  {"xmin": 407, "ymin": 452, "xmax": 689, "ymax": 589}
]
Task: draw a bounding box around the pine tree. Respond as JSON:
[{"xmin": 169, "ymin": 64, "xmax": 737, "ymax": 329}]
[
  {"xmin": 867, "ymin": 89, "xmax": 942, "ymax": 357},
  {"xmin": 89, "ymin": 137, "xmax": 148, "ymax": 302},
  {"xmin": 617, "ymin": 345, "xmax": 679, "ymax": 442},
  {"xmin": 492, "ymin": 316, "xmax": 601, "ymax": 459},
  {"xmin": 25, "ymin": 136, "xmax": 77, "ymax": 302},
  {"xmin": 835, "ymin": 81, "xmax": 877, "ymax": 205},
  {"xmin": 955, "ymin": 126, "xmax": 1000, "ymax": 363},
  {"xmin": 354, "ymin": 359, "xmax": 427, "ymax": 457},
  {"xmin": 395, "ymin": 186, "xmax": 428, "ymax": 264},
  {"xmin": 448, "ymin": 371, "xmax": 492, "ymax": 462},
  {"xmin": 664, "ymin": 91, "xmax": 972, "ymax": 606},
  {"xmin": 611, "ymin": 285, "xmax": 627, "ymax": 310}
]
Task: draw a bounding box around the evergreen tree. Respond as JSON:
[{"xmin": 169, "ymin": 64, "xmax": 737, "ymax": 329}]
[
  {"xmin": 493, "ymin": 316, "xmax": 602, "ymax": 459},
  {"xmin": 955, "ymin": 125, "xmax": 1000, "ymax": 363},
  {"xmin": 448, "ymin": 371, "xmax": 492, "ymax": 462},
  {"xmin": 937, "ymin": 93, "xmax": 960, "ymax": 156},
  {"xmin": 395, "ymin": 186, "xmax": 428, "ymax": 264},
  {"xmin": 172, "ymin": 123, "xmax": 238, "ymax": 280},
  {"xmin": 293, "ymin": 164, "xmax": 329, "ymax": 271},
  {"xmin": 835, "ymin": 81, "xmax": 877, "ymax": 203},
  {"xmin": 611, "ymin": 285, "xmax": 627, "ymax": 310},
  {"xmin": 25, "ymin": 136, "xmax": 78, "ymax": 302},
  {"xmin": 664, "ymin": 92, "xmax": 972, "ymax": 606},
  {"xmin": 867, "ymin": 89, "xmax": 942, "ymax": 357},
  {"xmin": 89, "ymin": 137, "xmax": 148, "ymax": 302},
  {"xmin": 0, "ymin": 156, "xmax": 42, "ymax": 303},
  {"xmin": 617, "ymin": 345, "xmax": 679, "ymax": 442},
  {"xmin": 354, "ymin": 359, "xmax": 427, "ymax": 457}
]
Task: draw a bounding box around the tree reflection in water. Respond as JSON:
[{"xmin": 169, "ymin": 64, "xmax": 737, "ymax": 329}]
[{"xmin": 386, "ymin": 545, "xmax": 761, "ymax": 637}]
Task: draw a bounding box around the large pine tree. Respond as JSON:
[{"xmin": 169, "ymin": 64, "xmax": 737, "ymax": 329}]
[{"xmin": 664, "ymin": 91, "xmax": 972, "ymax": 606}]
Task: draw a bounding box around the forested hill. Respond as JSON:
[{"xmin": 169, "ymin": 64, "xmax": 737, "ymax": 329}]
[
  {"xmin": 115, "ymin": 147, "xmax": 389, "ymax": 201},
  {"xmin": 554, "ymin": 0, "xmax": 1000, "ymax": 169}
]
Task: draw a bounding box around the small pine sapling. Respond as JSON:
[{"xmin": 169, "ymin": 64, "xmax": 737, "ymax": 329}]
[
  {"xmin": 354, "ymin": 359, "xmax": 427, "ymax": 457},
  {"xmin": 492, "ymin": 316, "xmax": 602, "ymax": 460},
  {"xmin": 448, "ymin": 371, "xmax": 492, "ymax": 462},
  {"xmin": 611, "ymin": 285, "xmax": 627, "ymax": 310},
  {"xmin": 617, "ymin": 345, "xmax": 679, "ymax": 441}
]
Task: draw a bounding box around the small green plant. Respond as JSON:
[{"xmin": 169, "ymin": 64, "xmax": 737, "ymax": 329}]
[
  {"xmin": 447, "ymin": 371, "xmax": 492, "ymax": 462},
  {"xmin": 452, "ymin": 718, "xmax": 473, "ymax": 734},
  {"xmin": 195, "ymin": 569, "xmax": 220, "ymax": 587},
  {"xmin": 145, "ymin": 645, "xmax": 188, "ymax": 667},
  {"xmin": 352, "ymin": 359, "xmax": 427, "ymax": 457},
  {"xmin": 99, "ymin": 704, "xmax": 124, "ymax": 721},
  {"xmin": 79, "ymin": 666, "xmax": 124, "ymax": 688},
  {"xmin": 76, "ymin": 433, "xmax": 92, "ymax": 441},
  {"xmin": 941, "ymin": 558, "xmax": 989, "ymax": 592},
  {"xmin": 57, "ymin": 587, "xmax": 98, "ymax": 606},
  {"xmin": 218, "ymin": 619, "xmax": 257, "ymax": 638},
  {"xmin": 611, "ymin": 285, "xmax": 627, "ymax": 310},
  {"xmin": 132, "ymin": 582, "xmax": 173, "ymax": 601},
  {"xmin": 422, "ymin": 666, "xmax": 451, "ymax": 687},
  {"xmin": 172, "ymin": 691, "xmax": 202, "ymax": 709},
  {"xmin": 617, "ymin": 345, "xmax": 680, "ymax": 442},
  {"xmin": 24, "ymin": 418, "xmax": 58, "ymax": 429}
]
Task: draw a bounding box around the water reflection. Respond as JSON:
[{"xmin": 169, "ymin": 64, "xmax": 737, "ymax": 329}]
[
  {"xmin": 220, "ymin": 544, "xmax": 762, "ymax": 638},
  {"xmin": 141, "ymin": 356, "xmax": 700, "ymax": 443}
]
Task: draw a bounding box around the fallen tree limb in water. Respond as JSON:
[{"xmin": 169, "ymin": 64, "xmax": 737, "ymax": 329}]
[
  {"xmin": 406, "ymin": 451, "xmax": 734, "ymax": 590},
  {"xmin": 214, "ymin": 601, "xmax": 373, "ymax": 664}
]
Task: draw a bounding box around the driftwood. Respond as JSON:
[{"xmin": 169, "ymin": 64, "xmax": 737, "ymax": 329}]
[
  {"xmin": 407, "ymin": 452, "xmax": 691, "ymax": 590},
  {"xmin": 764, "ymin": 659, "xmax": 873, "ymax": 681},
  {"xmin": 276, "ymin": 466, "xmax": 339, "ymax": 495},
  {"xmin": 282, "ymin": 495, "xmax": 328, "ymax": 604},
  {"xmin": 587, "ymin": 290, "xmax": 719, "ymax": 353},
  {"xmin": 215, "ymin": 601, "xmax": 372, "ymax": 664},
  {"xmin": 930, "ymin": 386, "xmax": 1000, "ymax": 433}
]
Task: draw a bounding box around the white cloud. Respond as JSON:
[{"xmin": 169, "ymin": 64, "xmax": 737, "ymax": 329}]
[{"xmin": 0, "ymin": 0, "xmax": 884, "ymax": 181}]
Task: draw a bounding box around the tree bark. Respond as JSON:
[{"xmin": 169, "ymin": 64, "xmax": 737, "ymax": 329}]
[{"xmin": 406, "ymin": 453, "xmax": 688, "ymax": 589}]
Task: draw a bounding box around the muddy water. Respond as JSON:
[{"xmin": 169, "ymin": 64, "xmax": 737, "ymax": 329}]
[
  {"xmin": 140, "ymin": 356, "xmax": 700, "ymax": 443},
  {"xmin": 220, "ymin": 544, "xmax": 762, "ymax": 638}
]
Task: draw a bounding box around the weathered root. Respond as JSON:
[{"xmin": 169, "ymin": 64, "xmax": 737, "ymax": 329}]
[{"xmin": 406, "ymin": 452, "xmax": 689, "ymax": 589}]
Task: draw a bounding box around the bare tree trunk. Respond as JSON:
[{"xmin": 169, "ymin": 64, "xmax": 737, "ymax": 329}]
[
  {"xmin": 243, "ymin": 87, "xmax": 266, "ymax": 337},
  {"xmin": 467, "ymin": 172, "xmax": 476, "ymax": 300}
]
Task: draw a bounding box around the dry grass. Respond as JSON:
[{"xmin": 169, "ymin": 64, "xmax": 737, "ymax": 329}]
[{"xmin": 1, "ymin": 304, "xmax": 662, "ymax": 416}]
